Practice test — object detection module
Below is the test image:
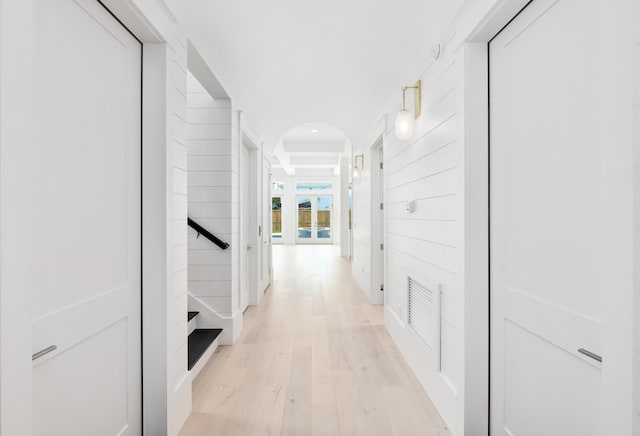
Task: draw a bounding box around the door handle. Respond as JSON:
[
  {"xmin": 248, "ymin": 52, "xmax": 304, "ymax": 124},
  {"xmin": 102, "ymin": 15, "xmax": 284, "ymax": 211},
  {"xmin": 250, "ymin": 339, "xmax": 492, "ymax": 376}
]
[
  {"xmin": 578, "ymin": 348, "xmax": 602, "ymax": 363},
  {"xmin": 247, "ymin": 244, "xmax": 252, "ymax": 251},
  {"xmin": 32, "ymin": 345, "xmax": 57, "ymax": 361}
]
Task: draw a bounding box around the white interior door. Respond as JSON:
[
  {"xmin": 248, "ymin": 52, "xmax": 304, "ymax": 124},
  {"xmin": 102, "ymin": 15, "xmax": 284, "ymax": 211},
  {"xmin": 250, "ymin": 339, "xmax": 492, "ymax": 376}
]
[
  {"xmin": 262, "ymin": 158, "xmax": 272, "ymax": 289},
  {"xmin": 296, "ymin": 195, "xmax": 333, "ymax": 244},
  {"xmin": 379, "ymin": 146, "xmax": 385, "ymax": 293},
  {"xmin": 32, "ymin": 0, "xmax": 141, "ymax": 435},
  {"xmin": 240, "ymin": 145, "xmax": 250, "ymax": 312},
  {"xmin": 490, "ymin": 0, "xmax": 603, "ymax": 435}
]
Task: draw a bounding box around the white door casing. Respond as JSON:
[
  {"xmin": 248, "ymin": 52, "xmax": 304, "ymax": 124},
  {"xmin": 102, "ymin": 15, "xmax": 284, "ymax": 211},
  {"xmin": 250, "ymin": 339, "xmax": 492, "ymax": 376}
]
[
  {"xmin": 32, "ymin": 0, "xmax": 142, "ymax": 435},
  {"xmin": 240, "ymin": 144, "xmax": 250, "ymax": 312},
  {"xmin": 371, "ymin": 139, "xmax": 385, "ymax": 305},
  {"xmin": 490, "ymin": 0, "xmax": 604, "ymax": 434},
  {"xmin": 262, "ymin": 157, "xmax": 272, "ymax": 290}
]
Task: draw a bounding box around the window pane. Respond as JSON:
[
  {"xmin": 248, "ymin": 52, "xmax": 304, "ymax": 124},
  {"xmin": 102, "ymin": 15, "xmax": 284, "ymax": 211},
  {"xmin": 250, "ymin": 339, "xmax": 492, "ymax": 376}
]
[
  {"xmin": 297, "ymin": 196, "xmax": 312, "ymax": 239},
  {"xmin": 272, "ymin": 196, "xmax": 282, "ymax": 239},
  {"xmin": 295, "ymin": 182, "xmax": 332, "ymax": 191},
  {"xmin": 316, "ymin": 196, "xmax": 331, "ymax": 239}
]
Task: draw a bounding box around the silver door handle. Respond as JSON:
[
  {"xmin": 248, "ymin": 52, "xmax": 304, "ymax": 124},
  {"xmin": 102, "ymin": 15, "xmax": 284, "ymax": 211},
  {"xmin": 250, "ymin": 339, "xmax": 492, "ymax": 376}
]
[
  {"xmin": 247, "ymin": 244, "xmax": 252, "ymax": 251},
  {"xmin": 32, "ymin": 345, "xmax": 57, "ymax": 361},
  {"xmin": 578, "ymin": 348, "xmax": 602, "ymax": 363}
]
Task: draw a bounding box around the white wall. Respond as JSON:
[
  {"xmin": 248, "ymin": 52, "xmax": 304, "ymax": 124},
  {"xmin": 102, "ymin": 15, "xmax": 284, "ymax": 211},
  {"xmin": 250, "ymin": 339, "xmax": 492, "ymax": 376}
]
[
  {"xmin": 0, "ymin": 1, "xmax": 35, "ymax": 434},
  {"xmin": 351, "ymin": 150, "xmax": 372, "ymax": 297},
  {"xmin": 187, "ymin": 73, "xmax": 236, "ymax": 315},
  {"xmin": 270, "ymin": 171, "xmax": 341, "ymax": 246},
  {"xmin": 165, "ymin": 27, "xmax": 192, "ymax": 436},
  {"xmin": 350, "ymin": 1, "xmax": 640, "ymax": 435},
  {"xmin": 339, "ymin": 157, "xmax": 350, "ymax": 257},
  {"xmin": 634, "ymin": 2, "xmax": 640, "ymax": 431},
  {"xmin": 382, "ymin": 46, "xmax": 463, "ymax": 434}
]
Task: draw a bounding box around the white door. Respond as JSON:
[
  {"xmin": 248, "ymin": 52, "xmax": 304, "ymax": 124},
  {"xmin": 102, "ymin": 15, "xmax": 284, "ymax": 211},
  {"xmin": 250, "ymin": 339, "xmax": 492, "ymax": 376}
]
[
  {"xmin": 261, "ymin": 158, "xmax": 272, "ymax": 289},
  {"xmin": 296, "ymin": 195, "xmax": 334, "ymax": 244},
  {"xmin": 240, "ymin": 145, "xmax": 250, "ymax": 312},
  {"xmin": 378, "ymin": 146, "xmax": 385, "ymax": 294},
  {"xmin": 32, "ymin": 1, "xmax": 141, "ymax": 435},
  {"xmin": 490, "ymin": 0, "xmax": 604, "ymax": 434}
]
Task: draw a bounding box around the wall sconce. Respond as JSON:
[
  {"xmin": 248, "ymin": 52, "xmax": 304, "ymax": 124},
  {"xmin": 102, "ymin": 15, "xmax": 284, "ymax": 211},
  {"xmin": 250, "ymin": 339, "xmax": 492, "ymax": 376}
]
[
  {"xmin": 353, "ymin": 153, "xmax": 364, "ymax": 178},
  {"xmin": 394, "ymin": 80, "xmax": 421, "ymax": 140}
]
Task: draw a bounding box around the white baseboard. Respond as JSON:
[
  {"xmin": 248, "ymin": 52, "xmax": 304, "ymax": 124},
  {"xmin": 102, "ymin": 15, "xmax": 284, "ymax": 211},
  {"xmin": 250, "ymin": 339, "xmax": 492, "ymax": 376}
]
[
  {"xmin": 169, "ymin": 372, "xmax": 192, "ymax": 436},
  {"xmin": 187, "ymin": 293, "xmax": 243, "ymax": 345}
]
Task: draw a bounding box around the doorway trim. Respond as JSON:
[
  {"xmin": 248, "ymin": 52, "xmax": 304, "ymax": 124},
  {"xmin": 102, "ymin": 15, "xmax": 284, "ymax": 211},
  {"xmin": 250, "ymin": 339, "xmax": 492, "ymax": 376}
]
[
  {"xmin": 453, "ymin": 1, "xmax": 531, "ymax": 434},
  {"xmin": 241, "ymin": 133, "xmax": 259, "ymax": 307},
  {"xmin": 370, "ymin": 136, "xmax": 384, "ymax": 305}
]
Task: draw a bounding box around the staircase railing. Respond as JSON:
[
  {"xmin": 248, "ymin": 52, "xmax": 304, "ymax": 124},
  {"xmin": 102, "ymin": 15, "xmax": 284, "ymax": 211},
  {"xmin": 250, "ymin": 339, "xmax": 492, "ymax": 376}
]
[{"xmin": 187, "ymin": 217, "xmax": 230, "ymax": 250}]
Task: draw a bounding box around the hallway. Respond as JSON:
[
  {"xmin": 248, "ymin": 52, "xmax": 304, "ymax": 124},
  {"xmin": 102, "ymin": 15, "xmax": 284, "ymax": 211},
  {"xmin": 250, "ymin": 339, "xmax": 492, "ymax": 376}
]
[{"xmin": 179, "ymin": 245, "xmax": 450, "ymax": 436}]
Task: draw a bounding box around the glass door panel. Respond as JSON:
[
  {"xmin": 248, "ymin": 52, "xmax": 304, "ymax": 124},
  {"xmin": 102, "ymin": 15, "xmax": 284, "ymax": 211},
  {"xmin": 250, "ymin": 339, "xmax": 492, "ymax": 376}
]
[
  {"xmin": 272, "ymin": 196, "xmax": 282, "ymax": 242},
  {"xmin": 296, "ymin": 195, "xmax": 333, "ymax": 244},
  {"xmin": 316, "ymin": 196, "xmax": 332, "ymax": 240},
  {"xmin": 297, "ymin": 196, "xmax": 312, "ymax": 240}
]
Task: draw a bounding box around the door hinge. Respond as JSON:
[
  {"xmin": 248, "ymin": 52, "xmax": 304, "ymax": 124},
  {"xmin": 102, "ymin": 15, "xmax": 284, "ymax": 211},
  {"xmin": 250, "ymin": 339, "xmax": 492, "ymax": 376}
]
[
  {"xmin": 380, "ymin": 162, "xmax": 384, "ymax": 170},
  {"xmin": 380, "ymin": 243, "xmax": 384, "ymax": 250},
  {"xmin": 380, "ymin": 284, "xmax": 384, "ymax": 291},
  {"xmin": 380, "ymin": 202, "xmax": 384, "ymax": 210}
]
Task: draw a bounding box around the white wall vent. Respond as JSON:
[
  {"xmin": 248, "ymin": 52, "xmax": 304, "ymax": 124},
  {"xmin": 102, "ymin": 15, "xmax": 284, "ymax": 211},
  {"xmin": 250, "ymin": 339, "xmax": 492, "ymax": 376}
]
[{"xmin": 407, "ymin": 276, "xmax": 439, "ymax": 351}]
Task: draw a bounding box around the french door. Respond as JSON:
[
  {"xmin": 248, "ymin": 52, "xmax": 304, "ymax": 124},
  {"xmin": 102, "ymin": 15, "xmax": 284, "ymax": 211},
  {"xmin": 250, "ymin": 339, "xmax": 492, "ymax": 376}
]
[{"xmin": 296, "ymin": 195, "xmax": 333, "ymax": 244}]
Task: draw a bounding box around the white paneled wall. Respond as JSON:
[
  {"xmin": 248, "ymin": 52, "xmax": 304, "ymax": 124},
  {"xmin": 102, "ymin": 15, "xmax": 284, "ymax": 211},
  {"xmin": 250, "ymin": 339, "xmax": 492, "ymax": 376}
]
[
  {"xmin": 186, "ymin": 74, "xmax": 236, "ymax": 315},
  {"xmin": 384, "ymin": 51, "xmax": 461, "ymax": 412},
  {"xmin": 166, "ymin": 30, "xmax": 192, "ymax": 436},
  {"xmin": 352, "ymin": 44, "xmax": 465, "ymax": 434},
  {"xmin": 230, "ymin": 104, "xmax": 241, "ymax": 313},
  {"xmin": 634, "ymin": 4, "xmax": 640, "ymax": 430},
  {"xmin": 351, "ymin": 152, "xmax": 371, "ymax": 296}
]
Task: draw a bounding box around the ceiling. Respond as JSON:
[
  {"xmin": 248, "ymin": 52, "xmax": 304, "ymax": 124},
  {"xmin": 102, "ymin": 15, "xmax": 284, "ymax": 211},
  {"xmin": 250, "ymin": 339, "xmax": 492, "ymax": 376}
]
[
  {"xmin": 272, "ymin": 122, "xmax": 350, "ymax": 176},
  {"xmin": 177, "ymin": 0, "xmax": 465, "ymax": 153}
]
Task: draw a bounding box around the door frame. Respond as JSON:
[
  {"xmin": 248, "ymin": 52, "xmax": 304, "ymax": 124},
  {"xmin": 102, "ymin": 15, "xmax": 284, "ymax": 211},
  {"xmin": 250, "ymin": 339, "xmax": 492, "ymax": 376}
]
[
  {"xmin": 370, "ymin": 136, "xmax": 384, "ymax": 305},
  {"xmin": 260, "ymin": 155, "xmax": 273, "ymax": 291},
  {"xmin": 0, "ymin": 1, "xmax": 185, "ymax": 434},
  {"xmin": 295, "ymin": 194, "xmax": 334, "ymax": 244},
  {"xmin": 241, "ymin": 133, "xmax": 259, "ymax": 307}
]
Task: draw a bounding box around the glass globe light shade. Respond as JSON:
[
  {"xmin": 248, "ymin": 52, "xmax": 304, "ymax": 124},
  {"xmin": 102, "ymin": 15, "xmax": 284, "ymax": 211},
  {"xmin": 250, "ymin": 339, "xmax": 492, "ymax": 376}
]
[{"xmin": 395, "ymin": 109, "xmax": 414, "ymax": 140}]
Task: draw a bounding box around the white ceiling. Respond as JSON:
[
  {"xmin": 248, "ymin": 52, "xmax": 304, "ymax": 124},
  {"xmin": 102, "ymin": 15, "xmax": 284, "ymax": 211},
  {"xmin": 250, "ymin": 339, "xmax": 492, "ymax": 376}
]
[
  {"xmin": 272, "ymin": 122, "xmax": 350, "ymax": 176},
  {"xmin": 179, "ymin": 0, "xmax": 465, "ymax": 151}
]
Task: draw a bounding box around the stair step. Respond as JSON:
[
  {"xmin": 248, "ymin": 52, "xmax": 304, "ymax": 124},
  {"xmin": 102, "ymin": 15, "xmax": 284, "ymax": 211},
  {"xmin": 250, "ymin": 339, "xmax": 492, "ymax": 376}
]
[
  {"xmin": 187, "ymin": 328, "xmax": 223, "ymax": 371},
  {"xmin": 188, "ymin": 311, "xmax": 199, "ymax": 322}
]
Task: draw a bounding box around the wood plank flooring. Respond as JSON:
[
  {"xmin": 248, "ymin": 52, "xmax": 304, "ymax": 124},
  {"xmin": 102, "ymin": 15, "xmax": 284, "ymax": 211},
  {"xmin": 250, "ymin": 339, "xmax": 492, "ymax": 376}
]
[{"xmin": 179, "ymin": 245, "xmax": 451, "ymax": 436}]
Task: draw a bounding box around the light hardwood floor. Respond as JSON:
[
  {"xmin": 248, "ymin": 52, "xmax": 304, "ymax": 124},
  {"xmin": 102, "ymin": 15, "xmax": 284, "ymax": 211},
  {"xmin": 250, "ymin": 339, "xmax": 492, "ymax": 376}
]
[{"xmin": 179, "ymin": 245, "xmax": 451, "ymax": 436}]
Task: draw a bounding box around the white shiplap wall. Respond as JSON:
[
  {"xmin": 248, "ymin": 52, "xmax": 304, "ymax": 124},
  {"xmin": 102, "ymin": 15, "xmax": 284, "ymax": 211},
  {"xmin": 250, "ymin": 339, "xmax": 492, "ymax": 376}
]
[
  {"xmin": 384, "ymin": 52, "xmax": 461, "ymax": 393},
  {"xmin": 353, "ymin": 45, "xmax": 465, "ymax": 434},
  {"xmin": 351, "ymin": 153, "xmax": 371, "ymax": 295},
  {"xmin": 166, "ymin": 30, "xmax": 192, "ymax": 436},
  {"xmin": 186, "ymin": 74, "xmax": 236, "ymax": 316},
  {"xmin": 230, "ymin": 105, "xmax": 241, "ymax": 313},
  {"xmin": 634, "ymin": 4, "xmax": 640, "ymax": 430}
]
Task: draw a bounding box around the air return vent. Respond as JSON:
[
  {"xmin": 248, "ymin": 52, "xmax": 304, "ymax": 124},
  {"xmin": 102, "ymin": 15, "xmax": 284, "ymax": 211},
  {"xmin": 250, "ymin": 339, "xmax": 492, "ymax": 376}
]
[{"xmin": 407, "ymin": 276, "xmax": 438, "ymax": 349}]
